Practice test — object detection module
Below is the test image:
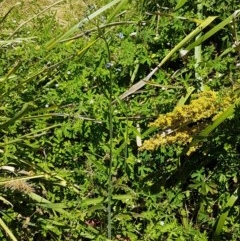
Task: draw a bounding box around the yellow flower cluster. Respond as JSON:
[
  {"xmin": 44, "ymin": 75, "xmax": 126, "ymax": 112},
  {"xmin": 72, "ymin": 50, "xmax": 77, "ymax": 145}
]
[
  {"xmin": 149, "ymin": 91, "xmax": 218, "ymax": 130},
  {"xmin": 140, "ymin": 90, "xmax": 237, "ymax": 152}
]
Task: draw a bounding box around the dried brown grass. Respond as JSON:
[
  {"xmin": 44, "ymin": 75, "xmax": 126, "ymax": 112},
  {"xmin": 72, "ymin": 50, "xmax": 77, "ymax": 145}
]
[{"xmin": 0, "ymin": 0, "xmax": 97, "ymax": 28}]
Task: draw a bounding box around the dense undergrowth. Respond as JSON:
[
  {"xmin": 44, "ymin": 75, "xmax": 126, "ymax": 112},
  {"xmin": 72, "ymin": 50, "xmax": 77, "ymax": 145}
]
[{"xmin": 0, "ymin": 0, "xmax": 240, "ymax": 240}]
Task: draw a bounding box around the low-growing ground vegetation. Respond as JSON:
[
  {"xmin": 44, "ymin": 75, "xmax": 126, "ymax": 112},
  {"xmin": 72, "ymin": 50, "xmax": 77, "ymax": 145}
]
[{"xmin": 0, "ymin": 0, "xmax": 239, "ymax": 240}]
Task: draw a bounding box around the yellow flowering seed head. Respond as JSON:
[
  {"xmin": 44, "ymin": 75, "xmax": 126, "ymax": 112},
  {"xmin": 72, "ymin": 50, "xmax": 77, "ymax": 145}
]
[
  {"xmin": 140, "ymin": 90, "xmax": 237, "ymax": 152},
  {"xmin": 149, "ymin": 91, "xmax": 218, "ymax": 131}
]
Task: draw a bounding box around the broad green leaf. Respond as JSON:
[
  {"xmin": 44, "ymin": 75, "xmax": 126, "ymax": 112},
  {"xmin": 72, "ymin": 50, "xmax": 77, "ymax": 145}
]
[
  {"xmin": 188, "ymin": 97, "xmax": 240, "ymax": 151},
  {"xmin": 0, "ymin": 218, "xmax": 18, "ymax": 241},
  {"xmin": 185, "ymin": 14, "xmax": 233, "ymax": 53},
  {"xmin": 159, "ymin": 16, "xmax": 216, "ymax": 67},
  {"xmin": 213, "ymin": 188, "xmax": 239, "ymax": 240},
  {"xmin": 28, "ymin": 192, "xmax": 69, "ymax": 215}
]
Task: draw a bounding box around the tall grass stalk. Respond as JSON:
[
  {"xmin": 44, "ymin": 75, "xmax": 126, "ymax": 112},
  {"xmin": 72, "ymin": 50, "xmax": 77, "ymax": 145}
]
[
  {"xmin": 195, "ymin": 0, "xmax": 203, "ymax": 90},
  {"xmin": 0, "ymin": 218, "xmax": 18, "ymax": 241},
  {"xmin": 102, "ymin": 36, "xmax": 114, "ymax": 239}
]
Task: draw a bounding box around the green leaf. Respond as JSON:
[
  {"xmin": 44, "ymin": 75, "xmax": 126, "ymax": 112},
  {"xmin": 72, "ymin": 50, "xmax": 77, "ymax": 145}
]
[
  {"xmin": 0, "ymin": 217, "xmax": 18, "ymax": 241},
  {"xmin": 176, "ymin": 86, "xmax": 195, "ymax": 107},
  {"xmin": 199, "ymin": 102, "xmax": 236, "ymax": 137},
  {"xmin": 28, "ymin": 192, "xmax": 69, "ymax": 215},
  {"xmin": 175, "ymin": 0, "xmax": 188, "ymax": 11},
  {"xmin": 0, "ymin": 102, "xmax": 35, "ymax": 130},
  {"xmin": 213, "ymin": 188, "xmax": 239, "ymax": 240},
  {"xmin": 141, "ymin": 126, "xmax": 158, "ymax": 138},
  {"xmin": 118, "ymin": 16, "xmax": 216, "ymax": 100},
  {"xmin": 185, "ymin": 14, "xmax": 233, "ymax": 53},
  {"xmin": 81, "ymin": 194, "xmax": 133, "ymax": 206},
  {"xmin": 107, "ymin": 0, "xmax": 128, "ymax": 23}
]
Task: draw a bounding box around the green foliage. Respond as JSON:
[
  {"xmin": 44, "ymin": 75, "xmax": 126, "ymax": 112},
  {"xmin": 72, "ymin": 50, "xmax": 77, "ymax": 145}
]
[{"xmin": 0, "ymin": 0, "xmax": 240, "ymax": 240}]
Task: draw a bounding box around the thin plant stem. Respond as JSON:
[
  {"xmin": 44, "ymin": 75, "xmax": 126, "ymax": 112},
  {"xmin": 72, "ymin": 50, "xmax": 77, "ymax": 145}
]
[
  {"xmin": 195, "ymin": 0, "xmax": 203, "ymax": 90},
  {"xmin": 102, "ymin": 36, "xmax": 114, "ymax": 240}
]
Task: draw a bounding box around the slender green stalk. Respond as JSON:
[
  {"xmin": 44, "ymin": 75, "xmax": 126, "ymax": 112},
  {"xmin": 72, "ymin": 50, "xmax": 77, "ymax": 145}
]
[
  {"xmin": 195, "ymin": 0, "xmax": 203, "ymax": 90},
  {"xmin": 102, "ymin": 37, "xmax": 114, "ymax": 239}
]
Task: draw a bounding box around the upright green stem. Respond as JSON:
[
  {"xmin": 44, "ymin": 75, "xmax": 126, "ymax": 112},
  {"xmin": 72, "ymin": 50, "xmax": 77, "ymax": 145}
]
[
  {"xmin": 195, "ymin": 0, "xmax": 203, "ymax": 90},
  {"xmin": 102, "ymin": 37, "xmax": 114, "ymax": 240}
]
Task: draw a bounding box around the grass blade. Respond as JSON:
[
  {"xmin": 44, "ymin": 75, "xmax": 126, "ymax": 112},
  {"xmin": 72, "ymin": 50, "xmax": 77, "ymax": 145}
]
[
  {"xmin": 0, "ymin": 218, "xmax": 18, "ymax": 241},
  {"xmin": 28, "ymin": 192, "xmax": 69, "ymax": 215},
  {"xmin": 107, "ymin": 0, "xmax": 128, "ymax": 23},
  {"xmin": 118, "ymin": 16, "xmax": 216, "ymax": 100},
  {"xmin": 0, "ymin": 102, "xmax": 35, "ymax": 130},
  {"xmin": 185, "ymin": 10, "xmax": 240, "ymax": 53},
  {"xmin": 213, "ymin": 188, "xmax": 239, "ymax": 240},
  {"xmin": 176, "ymin": 86, "xmax": 195, "ymax": 106},
  {"xmin": 46, "ymin": 0, "xmax": 122, "ymax": 49},
  {"xmin": 175, "ymin": 0, "xmax": 188, "ymax": 11},
  {"xmin": 199, "ymin": 101, "xmax": 237, "ymax": 138}
]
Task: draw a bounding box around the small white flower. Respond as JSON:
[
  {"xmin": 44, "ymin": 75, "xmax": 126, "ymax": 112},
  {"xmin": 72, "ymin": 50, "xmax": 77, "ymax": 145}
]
[
  {"xmin": 55, "ymin": 84, "xmax": 59, "ymax": 88},
  {"xmin": 160, "ymin": 221, "xmax": 164, "ymax": 226},
  {"xmin": 105, "ymin": 62, "xmax": 113, "ymax": 68},
  {"xmin": 130, "ymin": 32, "xmax": 137, "ymax": 38},
  {"xmin": 117, "ymin": 32, "xmax": 124, "ymax": 39},
  {"xmin": 180, "ymin": 49, "xmax": 188, "ymax": 57},
  {"xmin": 45, "ymin": 104, "xmax": 49, "ymax": 108},
  {"xmin": 67, "ymin": 71, "xmax": 71, "ymax": 75}
]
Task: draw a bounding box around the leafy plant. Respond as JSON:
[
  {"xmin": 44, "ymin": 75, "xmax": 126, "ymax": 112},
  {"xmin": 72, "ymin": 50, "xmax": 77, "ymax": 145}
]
[{"xmin": 0, "ymin": 0, "xmax": 240, "ymax": 240}]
